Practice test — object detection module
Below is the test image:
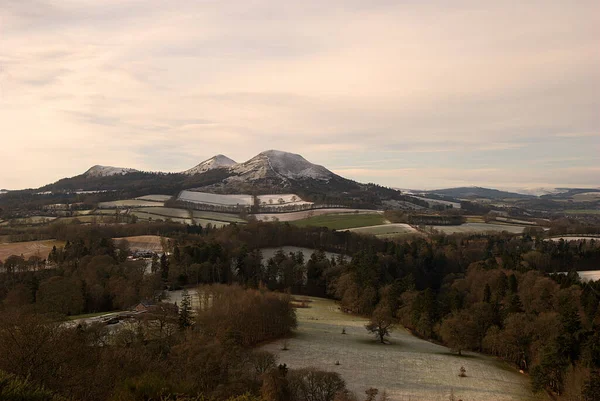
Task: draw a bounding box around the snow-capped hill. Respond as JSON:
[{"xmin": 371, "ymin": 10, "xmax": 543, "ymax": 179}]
[
  {"xmin": 183, "ymin": 155, "xmax": 237, "ymax": 175},
  {"xmin": 84, "ymin": 165, "xmax": 138, "ymax": 178},
  {"xmin": 230, "ymin": 150, "xmax": 333, "ymax": 182}
]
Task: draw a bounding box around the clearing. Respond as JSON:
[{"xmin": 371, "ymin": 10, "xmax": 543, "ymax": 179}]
[
  {"xmin": 261, "ymin": 297, "xmax": 542, "ymax": 401},
  {"xmin": 292, "ymin": 213, "xmax": 386, "ymax": 230}
]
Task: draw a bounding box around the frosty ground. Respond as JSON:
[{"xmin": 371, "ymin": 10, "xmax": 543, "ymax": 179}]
[{"xmin": 261, "ymin": 297, "xmax": 543, "ymax": 401}]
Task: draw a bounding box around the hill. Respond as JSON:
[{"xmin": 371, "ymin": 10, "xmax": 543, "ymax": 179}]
[
  {"xmin": 11, "ymin": 150, "xmax": 424, "ymax": 211},
  {"xmin": 426, "ymin": 186, "xmax": 534, "ymax": 200}
]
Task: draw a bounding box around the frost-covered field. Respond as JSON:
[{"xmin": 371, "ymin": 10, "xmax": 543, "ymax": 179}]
[
  {"xmin": 253, "ymin": 209, "xmax": 379, "ymax": 222},
  {"xmin": 177, "ymin": 191, "xmax": 311, "ymax": 207},
  {"xmin": 430, "ymin": 223, "xmax": 526, "ymax": 234},
  {"xmin": 135, "ymin": 194, "xmax": 173, "ymax": 202},
  {"xmin": 98, "ymin": 199, "xmax": 165, "ymax": 208},
  {"xmin": 345, "ymin": 223, "xmax": 419, "ymax": 237},
  {"xmin": 178, "ymin": 191, "xmax": 253, "ymax": 205},
  {"xmin": 261, "ymin": 297, "xmax": 541, "ymax": 401}
]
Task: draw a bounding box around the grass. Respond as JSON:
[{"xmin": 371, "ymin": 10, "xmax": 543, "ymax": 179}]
[
  {"xmin": 259, "ymin": 296, "xmax": 542, "ymax": 401},
  {"xmin": 292, "ymin": 213, "xmax": 386, "ymax": 230}
]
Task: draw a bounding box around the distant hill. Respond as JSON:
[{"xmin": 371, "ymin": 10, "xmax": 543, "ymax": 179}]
[
  {"xmin": 30, "ymin": 150, "xmax": 422, "ymax": 209},
  {"xmin": 182, "ymin": 154, "xmax": 237, "ymax": 175},
  {"xmin": 426, "ymin": 186, "xmax": 534, "ymax": 200}
]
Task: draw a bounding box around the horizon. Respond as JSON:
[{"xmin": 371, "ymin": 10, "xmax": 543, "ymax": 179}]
[{"xmin": 1, "ymin": 1, "xmax": 599, "ymax": 190}]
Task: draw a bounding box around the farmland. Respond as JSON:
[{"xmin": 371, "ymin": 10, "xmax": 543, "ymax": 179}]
[
  {"xmin": 177, "ymin": 191, "xmax": 312, "ymax": 207},
  {"xmin": 292, "ymin": 212, "xmax": 386, "ymax": 230},
  {"xmin": 98, "ymin": 199, "xmax": 165, "ymax": 208},
  {"xmin": 129, "ymin": 207, "xmax": 241, "ymax": 228},
  {"xmin": 0, "ymin": 239, "xmax": 64, "ymax": 262},
  {"xmin": 253, "ymin": 208, "xmax": 374, "ymax": 222},
  {"xmin": 261, "ymin": 297, "xmax": 540, "ymax": 401},
  {"xmin": 429, "ymin": 223, "xmax": 526, "ymax": 234}
]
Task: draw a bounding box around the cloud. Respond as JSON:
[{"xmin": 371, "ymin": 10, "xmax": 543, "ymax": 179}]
[{"xmin": 0, "ymin": 0, "xmax": 598, "ymax": 189}]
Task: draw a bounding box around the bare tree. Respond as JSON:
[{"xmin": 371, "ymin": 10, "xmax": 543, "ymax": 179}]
[{"xmin": 365, "ymin": 304, "xmax": 396, "ymax": 344}]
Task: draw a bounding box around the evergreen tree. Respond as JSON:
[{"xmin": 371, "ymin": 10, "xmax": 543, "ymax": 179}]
[{"xmin": 178, "ymin": 289, "xmax": 193, "ymax": 330}]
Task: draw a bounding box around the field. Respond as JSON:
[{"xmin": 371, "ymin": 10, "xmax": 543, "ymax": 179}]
[
  {"xmin": 113, "ymin": 235, "xmax": 165, "ymax": 252},
  {"xmin": 571, "ymin": 192, "xmax": 600, "ymax": 202},
  {"xmin": 130, "ymin": 207, "xmax": 237, "ymax": 228},
  {"xmin": 138, "ymin": 207, "xmax": 191, "ymax": 219},
  {"xmin": 98, "ymin": 199, "xmax": 165, "ymax": 208},
  {"xmin": 564, "ymin": 209, "xmax": 600, "ymax": 215},
  {"xmin": 131, "ymin": 210, "xmax": 191, "ymax": 225},
  {"xmin": 261, "ymin": 297, "xmax": 541, "ymax": 401},
  {"xmin": 429, "ymin": 223, "xmax": 526, "ymax": 234},
  {"xmin": 178, "ymin": 191, "xmax": 252, "ymax": 205},
  {"xmin": 135, "ymin": 194, "xmax": 173, "ymax": 202},
  {"xmin": 292, "ymin": 213, "xmax": 386, "ymax": 230},
  {"xmin": 345, "ymin": 223, "xmax": 420, "ymax": 238},
  {"xmin": 177, "ymin": 191, "xmax": 312, "ymax": 207},
  {"xmin": 0, "ymin": 239, "xmax": 64, "ymax": 262},
  {"xmin": 0, "ymin": 216, "xmax": 57, "ymax": 226},
  {"xmin": 191, "ymin": 210, "xmax": 246, "ymax": 223},
  {"xmin": 253, "ymin": 208, "xmax": 376, "ymax": 222}
]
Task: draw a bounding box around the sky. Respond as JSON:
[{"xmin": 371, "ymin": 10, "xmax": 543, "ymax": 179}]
[{"xmin": 1, "ymin": 0, "xmax": 599, "ymax": 191}]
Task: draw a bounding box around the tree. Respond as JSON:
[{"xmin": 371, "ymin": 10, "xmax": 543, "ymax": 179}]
[
  {"xmin": 178, "ymin": 289, "xmax": 193, "ymax": 330},
  {"xmin": 583, "ymin": 370, "xmax": 600, "ymax": 401},
  {"xmin": 439, "ymin": 310, "xmax": 477, "ymax": 356},
  {"xmin": 365, "ymin": 304, "xmax": 396, "ymax": 344}
]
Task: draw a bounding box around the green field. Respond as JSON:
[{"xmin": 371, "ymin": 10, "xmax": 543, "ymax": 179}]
[{"xmin": 292, "ymin": 213, "xmax": 385, "ymax": 230}]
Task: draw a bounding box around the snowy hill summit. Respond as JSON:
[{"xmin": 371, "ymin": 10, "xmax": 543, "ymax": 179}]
[
  {"xmin": 183, "ymin": 154, "xmax": 237, "ymax": 175},
  {"xmin": 230, "ymin": 150, "xmax": 333, "ymax": 182},
  {"xmin": 84, "ymin": 165, "xmax": 139, "ymax": 177}
]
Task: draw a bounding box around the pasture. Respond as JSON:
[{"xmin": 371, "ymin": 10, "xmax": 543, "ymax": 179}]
[
  {"xmin": 292, "ymin": 213, "xmax": 386, "ymax": 230},
  {"xmin": 261, "ymin": 297, "xmax": 541, "ymax": 401}
]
